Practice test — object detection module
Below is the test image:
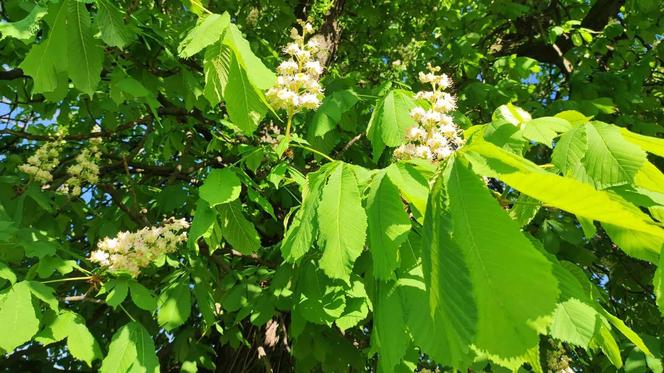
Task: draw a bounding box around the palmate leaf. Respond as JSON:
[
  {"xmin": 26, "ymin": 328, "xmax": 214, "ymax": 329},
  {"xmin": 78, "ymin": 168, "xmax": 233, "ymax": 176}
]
[
  {"xmin": 423, "ymin": 156, "xmax": 558, "ymax": 366},
  {"xmin": 316, "ymin": 162, "xmax": 367, "ymax": 285},
  {"xmin": 224, "ymin": 53, "xmax": 270, "ymax": 133},
  {"xmin": 366, "ymin": 166, "xmax": 411, "ymax": 280}
]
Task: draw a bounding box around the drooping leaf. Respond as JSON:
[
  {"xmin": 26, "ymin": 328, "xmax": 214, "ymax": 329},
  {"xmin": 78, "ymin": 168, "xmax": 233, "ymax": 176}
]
[
  {"xmin": 520, "ymin": 116, "xmax": 572, "ymax": 147},
  {"xmin": 66, "ymin": 0, "xmax": 104, "ymax": 95},
  {"xmin": 366, "ymin": 167, "xmax": 411, "ymax": 280},
  {"xmin": 316, "ymin": 162, "xmax": 368, "ymax": 285},
  {"xmin": 424, "ymin": 156, "xmax": 558, "ymax": 364},
  {"xmin": 222, "ymin": 24, "xmax": 276, "ymax": 90},
  {"xmin": 372, "ymin": 281, "xmax": 410, "ymax": 372},
  {"xmin": 224, "ymin": 52, "xmax": 270, "ymax": 133},
  {"xmin": 203, "ymin": 41, "xmax": 232, "ymax": 105},
  {"xmin": 19, "ymin": 1, "xmax": 68, "ymax": 94},
  {"xmin": 129, "ymin": 281, "xmax": 158, "ymax": 312}
]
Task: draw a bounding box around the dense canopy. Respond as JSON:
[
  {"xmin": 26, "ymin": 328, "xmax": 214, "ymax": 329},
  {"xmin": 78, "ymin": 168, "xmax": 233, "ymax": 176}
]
[{"xmin": 0, "ymin": 0, "xmax": 663, "ymax": 371}]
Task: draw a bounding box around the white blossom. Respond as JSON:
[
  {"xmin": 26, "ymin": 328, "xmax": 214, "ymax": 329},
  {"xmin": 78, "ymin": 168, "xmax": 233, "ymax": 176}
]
[
  {"xmin": 18, "ymin": 137, "xmax": 65, "ymax": 185},
  {"xmin": 89, "ymin": 217, "xmax": 190, "ymax": 277},
  {"xmin": 266, "ymin": 19, "xmax": 324, "ymax": 113},
  {"xmin": 394, "ymin": 64, "xmax": 464, "ymax": 162},
  {"xmin": 58, "ymin": 128, "xmax": 102, "ymax": 197}
]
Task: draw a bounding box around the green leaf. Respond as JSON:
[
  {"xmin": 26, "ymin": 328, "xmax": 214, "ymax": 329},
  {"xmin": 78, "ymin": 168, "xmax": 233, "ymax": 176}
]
[
  {"xmin": 621, "ymin": 127, "xmax": 664, "ymax": 158},
  {"xmin": 0, "ymin": 261, "xmax": 16, "ymax": 284},
  {"xmin": 217, "ymin": 200, "xmax": 261, "ymax": 254},
  {"xmin": 129, "ymin": 281, "xmax": 158, "ymax": 312},
  {"xmin": 549, "ymin": 298, "xmax": 599, "ymax": 347},
  {"xmin": 293, "ymin": 261, "xmax": 346, "ymax": 326},
  {"xmin": 581, "ymin": 122, "xmax": 646, "ymax": 189},
  {"xmin": 310, "ymin": 90, "xmax": 360, "ymax": 138},
  {"xmin": 222, "ymin": 24, "xmax": 276, "ymax": 90},
  {"xmin": 105, "ymin": 278, "xmax": 129, "ymax": 308},
  {"xmin": 316, "ymin": 162, "xmax": 368, "ymax": 285},
  {"xmin": 424, "ymin": 156, "xmax": 558, "ymax": 364},
  {"xmin": 178, "ymin": 12, "xmax": 230, "ymax": 58},
  {"xmin": 100, "ymin": 322, "xmax": 159, "ymax": 373},
  {"xmin": 373, "ymin": 281, "xmax": 410, "ymax": 372},
  {"xmin": 0, "ymin": 5, "xmax": 47, "ymax": 42},
  {"xmin": 187, "ymin": 199, "xmax": 217, "ymax": 249},
  {"xmin": 66, "ymin": 0, "xmax": 103, "ymax": 95},
  {"xmin": 387, "ymin": 162, "xmax": 430, "ymax": 218},
  {"xmin": 281, "ymin": 168, "xmax": 328, "ymax": 262},
  {"xmin": 464, "ymin": 140, "xmax": 664, "ymax": 261},
  {"xmin": 66, "ymin": 313, "xmax": 103, "ymax": 366},
  {"xmin": 551, "ymin": 124, "xmax": 587, "ymax": 177},
  {"xmin": 366, "ymin": 168, "xmax": 411, "ymax": 280},
  {"xmin": 0, "ymin": 282, "xmax": 40, "ymax": 352},
  {"xmin": 25, "ymin": 280, "xmax": 59, "ymax": 311},
  {"xmin": 366, "ymin": 89, "xmax": 418, "ymax": 158},
  {"xmin": 199, "ymin": 168, "xmax": 241, "ymax": 207},
  {"xmin": 520, "ymin": 116, "xmax": 572, "ymax": 147},
  {"xmin": 493, "ymin": 103, "xmax": 531, "ymax": 126},
  {"xmin": 601, "ymin": 310, "xmax": 653, "ymax": 356},
  {"xmin": 335, "ymin": 279, "xmax": 370, "ymax": 332},
  {"xmin": 95, "ymin": 0, "xmax": 135, "ymax": 48},
  {"xmin": 19, "ymin": 1, "xmax": 68, "ymax": 94},
  {"xmin": 203, "ymin": 41, "xmax": 232, "ymax": 105},
  {"xmin": 157, "ymin": 282, "xmax": 192, "ymax": 331},
  {"xmin": 224, "ymin": 52, "xmax": 270, "ymax": 133}
]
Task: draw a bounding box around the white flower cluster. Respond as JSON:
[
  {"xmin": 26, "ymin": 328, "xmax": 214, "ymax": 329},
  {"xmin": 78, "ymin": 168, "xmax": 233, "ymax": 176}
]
[
  {"xmin": 394, "ymin": 64, "xmax": 464, "ymax": 162},
  {"xmin": 266, "ymin": 20, "xmax": 324, "ymax": 113},
  {"xmin": 58, "ymin": 127, "xmax": 102, "ymax": 197},
  {"xmin": 89, "ymin": 218, "xmax": 190, "ymax": 277},
  {"xmin": 259, "ymin": 121, "xmax": 281, "ymax": 146},
  {"xmin": 18, "ymin": 140, "xmax": 64, "ymax": 185}
]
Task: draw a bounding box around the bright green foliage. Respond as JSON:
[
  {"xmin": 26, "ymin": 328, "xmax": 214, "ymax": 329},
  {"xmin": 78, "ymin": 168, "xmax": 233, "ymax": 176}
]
[
  {"xmin": 367, "ymin": 89, "xmax": 418, "ymax": 158},
  {"xmin": 366, "ymin": 167, "xmax": 411, "ymax": 279},
  {"xmin": 1, "ymin": 0, "xmax": 664, "ymax": 371},
  {"xmin": 100, "ymin": 322, "xmax": 159, "ymax": 373},
  {"xmin": 199, "ymin": 168, "xmax": 241, "ymax": 207},
  {"xmin": 316, "ymin": 162, "xmax": 367, "ymax": 285},
  {"xmin": 157, "ymin": 281, "xmax": 192, "ymax": 331},
  {"xmin": 0, "ymin": 282, "xmax": 40, "ymax": 352},
  {"xmin": 425, "ymin": 156, "xmax": 558, "ymax": 366},
  {"xmin": 0, "ymin": 4, "xmax": 46, "ymax": 41}
]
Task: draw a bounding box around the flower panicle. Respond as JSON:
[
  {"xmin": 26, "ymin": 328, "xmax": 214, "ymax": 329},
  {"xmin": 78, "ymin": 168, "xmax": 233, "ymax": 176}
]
[
  {"xmin": 266, "ymin": 20, "xmax": 325, "ymax": 114},
  {"xmin": 89, "ymin": 217, "xmax": 190, "ymax": 277},
  {"xmin": 394, "ymin": 64, "xmax": 464, "ymax": 162}
]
